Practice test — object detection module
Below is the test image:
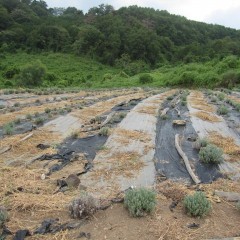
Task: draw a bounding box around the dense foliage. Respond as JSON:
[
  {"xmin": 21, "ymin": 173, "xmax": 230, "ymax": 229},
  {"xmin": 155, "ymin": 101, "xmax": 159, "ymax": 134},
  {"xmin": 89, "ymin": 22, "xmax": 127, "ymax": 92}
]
[
  {"xmin": 1, "ymin": 1, "xmax": 240, "ymax": 88},
  {"xmin": 1, "ymin": 0, "xmax": 240, "ymax": 66}
]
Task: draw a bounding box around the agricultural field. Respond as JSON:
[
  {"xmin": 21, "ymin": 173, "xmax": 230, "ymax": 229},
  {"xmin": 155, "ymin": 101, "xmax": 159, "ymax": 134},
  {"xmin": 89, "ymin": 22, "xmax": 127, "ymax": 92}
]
[{"xmin": 0, "ymin": 87, "xmax": 240, "ymax": 240}]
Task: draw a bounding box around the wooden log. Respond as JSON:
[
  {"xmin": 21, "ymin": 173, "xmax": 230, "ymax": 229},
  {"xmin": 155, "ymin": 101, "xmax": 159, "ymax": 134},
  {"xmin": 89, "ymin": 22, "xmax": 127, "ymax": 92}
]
[
  {"xmin": 160, "ymin": 108, "xmax": 169, "ymax": 117},
  {"xmin": 0, "ymin": 146, "xmax": 12, "ymax": 155},
  {"xmin": 174, "ymin": 107, "xmax": 180, "ymax": 117},
  {"xmin": 173, "ymin": 120, "xmax": 186, "ymax": 126},
  {"xmin": 100, "ymin": 111, "xmax": 116, "ymax": 127},
  {"xmin": 19, "ymin": 132, "xmax": 33, "ymax": 142},
  {"xmin": 175, "ymin": 134, "xmax": 201, "ymax": 184},
  {"xmin": 214, "ymin": 190, "xmax": 240, "ymax": 202},
  {"xmin": 0, "ymin": 133, "xmax": 33, "ymax": 155}
]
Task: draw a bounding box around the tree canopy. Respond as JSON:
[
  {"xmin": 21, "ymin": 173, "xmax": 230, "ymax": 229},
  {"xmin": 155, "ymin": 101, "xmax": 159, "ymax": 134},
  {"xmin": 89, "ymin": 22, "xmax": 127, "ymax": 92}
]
[{"xmin": 1, "ymin": 1, "xmax": 240, "ymax": 67}]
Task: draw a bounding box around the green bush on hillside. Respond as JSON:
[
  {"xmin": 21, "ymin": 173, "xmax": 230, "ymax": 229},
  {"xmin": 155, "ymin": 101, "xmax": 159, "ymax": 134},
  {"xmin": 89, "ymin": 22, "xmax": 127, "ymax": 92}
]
[
  {"xmin": 19, "ymin": 60, "xmax": 46, "ymax": 87},
  {"xmin": 139, "ymin": 73, "xmax": 153, "ymax": 84}
]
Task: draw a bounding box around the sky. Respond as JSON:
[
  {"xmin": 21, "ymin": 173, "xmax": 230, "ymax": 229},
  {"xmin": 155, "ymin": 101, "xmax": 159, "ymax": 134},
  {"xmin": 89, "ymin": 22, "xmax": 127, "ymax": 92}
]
[{"xmin": 45, "ymin": 0, "xmax": 240, "ymax": 29}]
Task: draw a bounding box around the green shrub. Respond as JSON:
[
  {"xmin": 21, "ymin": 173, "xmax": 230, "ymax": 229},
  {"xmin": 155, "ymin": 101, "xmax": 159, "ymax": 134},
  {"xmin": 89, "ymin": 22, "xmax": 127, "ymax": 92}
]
[
  {"xmin": 217, "ymin": 93, "xmax": 225, "ymax": 101},
  {"xmin": 19, "ymin": 60, "xmax": 46, "ymax": 87},
  {"xmin": 99, "ymin": 127, "xmax": 110, "ymax": 136},
  {"xmin": 14, "ymin": 118, "xmax": 21, "ymax": 124},
  {"xmin": 139, "ymin": 74, "xmax": 153, "ymax": 84},
  {"xmin": 183, "ymin": 191, "xmax": 211, "ymax": 217},
  {"xmin": 124, "ymin": 188, "xmax": 156, "ymax": 217},
  {"xmin": 194, "ymin": 138, "xmax": 209, "ymax": 150},
  {"xmin": 217, "ymin": 105, "xmax": 228, "ymax": 115},
  {"xmin": 199, "ymin": 144, "xmax": 223, "ymax": 164},
  {"xmin": 3, "ymin": 122, "xmax": 14, "ymax": 135},
  {"xmin": 26, "ymin": 114, "xmax": 32, "ymax": 120},
  {"xmin": 44, "ymin": 108, "xmax": 51, "ymax": 113},
  {"xmin": 34, "ymin": 117, "xmax": 45, "ymax": 125}
]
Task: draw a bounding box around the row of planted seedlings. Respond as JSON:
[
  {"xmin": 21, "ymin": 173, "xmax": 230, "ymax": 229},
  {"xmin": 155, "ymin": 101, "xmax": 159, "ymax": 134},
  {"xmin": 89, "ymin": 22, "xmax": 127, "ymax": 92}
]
[
  {"xmin": 154, "ymin": 89, "xmax": 221, "ymax": 184},
  {"xmin": 0, "ymin": 91, "xmax": 133, "ymax": 137},
  {"xmin": 34, "ymin": 97, "xmax": 143, "ymax": 178},
  {"xmin": 0, "ymin": 95, "xmax": 145, "ymax": 238},
  {"xmin": 0, "ymin": 98, "xmax": 98, "ymax": 137},
  {"xmin": 1, "ymin": 91, "xmax": 240, "ymax": 239}
]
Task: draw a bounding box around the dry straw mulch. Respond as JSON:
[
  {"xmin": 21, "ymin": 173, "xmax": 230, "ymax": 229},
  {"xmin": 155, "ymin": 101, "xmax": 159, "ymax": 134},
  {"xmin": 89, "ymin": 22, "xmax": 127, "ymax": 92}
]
[
  {"xmin": 192, "ymin": 111, "xmax": 221, "ymax": 122},
  {"xmin": 189, "ymin": 91, "xmax": 215, "ymax": 113},
  {"xmin": 208, "ymin": 131, "xmax": 240, "ymax": 158}
]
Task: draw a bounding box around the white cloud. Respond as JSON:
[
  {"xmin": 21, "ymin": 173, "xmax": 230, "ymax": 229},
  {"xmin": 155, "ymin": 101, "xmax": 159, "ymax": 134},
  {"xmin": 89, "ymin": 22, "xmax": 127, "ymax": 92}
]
[{"xmin": 45, "ymin": 0, "xmax": 240, "ymax": 29}]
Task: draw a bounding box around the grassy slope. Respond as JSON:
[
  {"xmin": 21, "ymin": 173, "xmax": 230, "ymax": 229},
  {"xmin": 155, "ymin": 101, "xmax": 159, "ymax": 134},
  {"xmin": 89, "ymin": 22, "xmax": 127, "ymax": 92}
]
[{"xmin": 1, "ymin": 52, "xmax": 239, "ymax": 89}]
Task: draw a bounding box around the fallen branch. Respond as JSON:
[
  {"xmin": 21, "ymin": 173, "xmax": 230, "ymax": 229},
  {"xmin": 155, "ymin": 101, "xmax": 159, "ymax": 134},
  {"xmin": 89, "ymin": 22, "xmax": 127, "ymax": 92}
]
[
  {"xmin": 19, "ymin": 132, "xmax": 33, "ymax": 142},
  {"xmin": 174, "ymin": 107, "xmax": 180, "ymax": 117},
  {"xmin": 0, "ymin": 145, "xmax": 12, "ymax": 154},
  {"xmin": 100, "ymin": 111, "xmax": 116, "ymax": 127},
  {"xmin": 0, "ymin": 133, "xmax": 33, "ymax": 155},
  {"xmin": 175, "ymin": 134, "xmax": 201, "ymax": 184},
  {"xmin": 160, "ymin": 108, "xmax": 169, "ymax": 117}
]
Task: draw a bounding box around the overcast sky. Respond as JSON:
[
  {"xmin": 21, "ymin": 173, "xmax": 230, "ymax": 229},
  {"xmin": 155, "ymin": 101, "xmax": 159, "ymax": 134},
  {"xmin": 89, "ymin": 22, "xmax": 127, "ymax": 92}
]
[{"xmin": 45, "ymin": 0, "xmax": 240, "ymax": 29}]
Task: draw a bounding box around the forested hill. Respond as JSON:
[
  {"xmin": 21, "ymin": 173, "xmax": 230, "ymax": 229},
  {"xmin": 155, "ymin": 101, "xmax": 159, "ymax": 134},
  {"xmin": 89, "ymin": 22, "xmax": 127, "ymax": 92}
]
[{"xmin": 1, "ymin": 0, "xmax": 240, "ymax": 67}]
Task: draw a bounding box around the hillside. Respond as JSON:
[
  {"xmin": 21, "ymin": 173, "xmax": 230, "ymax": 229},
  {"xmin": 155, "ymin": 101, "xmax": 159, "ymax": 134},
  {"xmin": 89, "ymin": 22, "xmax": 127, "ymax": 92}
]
[{"xmin": 1, "ymin": 1, "xmax": 240, "ymax": 88}]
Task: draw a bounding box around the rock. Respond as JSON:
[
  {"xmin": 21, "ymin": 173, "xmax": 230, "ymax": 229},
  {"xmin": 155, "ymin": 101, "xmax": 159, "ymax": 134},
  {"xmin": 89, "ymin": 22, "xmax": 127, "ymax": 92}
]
[
  {"xmin": 214, "ymin": 190, "xmax": 240, "ymax": 202},
  {"xmin": 187, "ymin": 223, "xmax": 200, "ymax": 229},
  {"xmin": 37, "ymin": 144, "xmax": 50, "ymax": 150},
  {"xmin": 78, "ymin": 184, "xmax": 87, "ymax": 191},
  {"xmin": 172, "ymin": 120, "xmax": 186, "ymax": 126},
  {"xmin": 66, "ymin": 174, "xmax": 80, "ymax": 188},
  {"xmin": 13, "ymin": 229, "xmax": 31, "ymax": 240},
  {"xmin": 78, "ymin": 232, "xmax": 91, "ymax": 239},
  {"xmin": 41, "ymin": 173, "xmax": 46, "ymax": 180}
]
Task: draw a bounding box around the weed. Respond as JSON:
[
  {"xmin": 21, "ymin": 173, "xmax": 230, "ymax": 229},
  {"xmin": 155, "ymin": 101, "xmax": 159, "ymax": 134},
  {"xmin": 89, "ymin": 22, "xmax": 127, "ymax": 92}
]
[
  {"xmin": 124, "ymin": 188, "xmax": 156, "ymax": 217},
  {"xmin": 0, "ymin": 105, "xmax": 5, "ymax": 109},
  {"xmin": 167, "ymin": 96, "xmax": 174, "ymax": 101},
  {"xmin": 14, "ymin": 118, "xmax": 21, "ymax": 124},
  {"xmin": 44, "ymin": 108, "xmax": 51, "ymax": 113},
  {"xmin": 183, "ymin": 191, "xmax": 211, "ymax": 217},
  {"xmin": 217, "ymin": 93, "xmax": 225, "ymax": 101},
  {"xmin": 217, "ymin": 105, "xmax": 228, "ymax": 115},
  {"xmin": 58, "ymin": 109, "xmax": 65, "ymax": 115},
  {"xmin": 199, "ymin": 144, "xmax": 224, "ymax": 164},
  {"xmin": 194, "ymin": 138, "xmax": 209, "ymax": 150},
  {"xmin": 70, "ymin": 131, "xmax": 78, "ymax": 139},
  {"xmin": 3, "ymin": 122, "xmax": 14, "ymax": 135},
  {"xmin": 26, "ymin": 114, "xmax": 32, "ymax": 120},
  {"xmin": 34, "ymin": 112, "xmax": 40, "ymax": 117},
  {"xmin": 69, "ymin": 194, "xmax": 99, "ymax": 219},
  {"xmin": 211, "ymin": 96, "xmax": 217, "ymax": 102},
  {"xmin": 99, "ymin": 127, "xmax": 110, "ymax": 136},
  {"xmin": 13, "ymin": 102, "xmax": 20, "ymax": 107},
  {"xmin": 181, "ymin": 100, "xmax": 187, "ymax": 106},
  {"xmin": 34, "ymin": 117, "xmax": 45, "ymax": 125}
]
